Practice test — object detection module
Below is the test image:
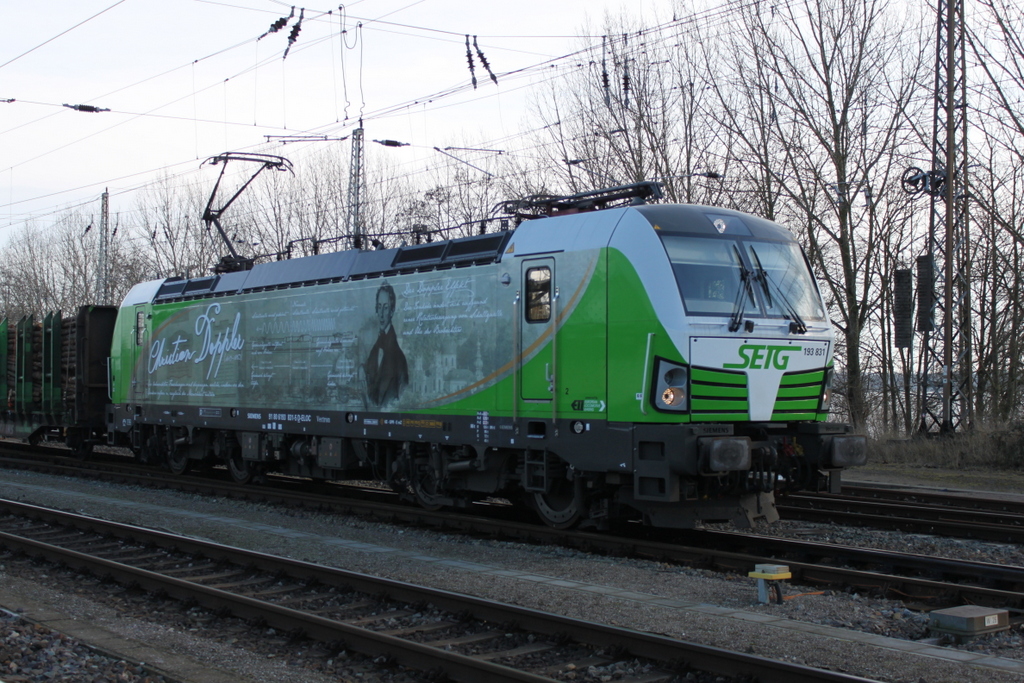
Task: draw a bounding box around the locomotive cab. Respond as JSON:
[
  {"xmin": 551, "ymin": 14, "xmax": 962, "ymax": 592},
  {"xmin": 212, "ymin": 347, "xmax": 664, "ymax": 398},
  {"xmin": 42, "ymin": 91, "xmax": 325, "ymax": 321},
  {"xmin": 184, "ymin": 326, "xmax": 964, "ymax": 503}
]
[{"xmin": 594, "ymin": 202, "xmax": 864, "ymax": 527}]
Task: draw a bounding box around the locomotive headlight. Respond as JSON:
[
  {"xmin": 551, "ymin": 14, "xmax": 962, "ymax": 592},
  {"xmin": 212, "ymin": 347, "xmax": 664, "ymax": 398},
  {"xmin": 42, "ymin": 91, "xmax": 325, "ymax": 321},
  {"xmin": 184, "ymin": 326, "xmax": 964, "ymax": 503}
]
[
  {"xmin": 820, "ymin": 367, "xmax": 835, "ymax": 412},
  {"xmin": 653, "ymin": 360, "xmax": 688, "ymax": 412},
  {"xmin": 661, "ymin": 386, "xmax": 685, "ymax": 406}
]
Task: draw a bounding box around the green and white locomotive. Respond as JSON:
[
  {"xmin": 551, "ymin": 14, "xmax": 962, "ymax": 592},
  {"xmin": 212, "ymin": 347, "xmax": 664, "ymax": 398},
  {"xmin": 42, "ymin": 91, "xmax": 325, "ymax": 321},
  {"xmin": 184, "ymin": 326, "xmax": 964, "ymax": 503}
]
[{"xmin": 99, "ymin": 183, "xmax": 866, "ymax": 528}]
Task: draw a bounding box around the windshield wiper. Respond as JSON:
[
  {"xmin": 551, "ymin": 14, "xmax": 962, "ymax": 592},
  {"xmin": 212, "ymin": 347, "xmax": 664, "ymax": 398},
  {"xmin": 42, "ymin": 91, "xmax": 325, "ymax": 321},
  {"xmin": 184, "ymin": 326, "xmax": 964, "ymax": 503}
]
[
  {"xmin": 749, "ymin": 246, "xmax": 807, "ymax": 334},
  {"xmin": 728, "ymin": 246, "xmax": 755, "ymax": 333}
]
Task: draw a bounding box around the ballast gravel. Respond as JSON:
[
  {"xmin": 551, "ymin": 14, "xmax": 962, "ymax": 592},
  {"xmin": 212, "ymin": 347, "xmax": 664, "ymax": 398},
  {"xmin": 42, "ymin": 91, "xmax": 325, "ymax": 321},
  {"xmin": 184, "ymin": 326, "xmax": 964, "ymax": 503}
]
[
  {"xmin": 0, "ymin": 607, "xmax": 168, "ymax": 683},
  {"xmin": 0, "ymin": 467, "xmax": 1021, "ymax": 683}
]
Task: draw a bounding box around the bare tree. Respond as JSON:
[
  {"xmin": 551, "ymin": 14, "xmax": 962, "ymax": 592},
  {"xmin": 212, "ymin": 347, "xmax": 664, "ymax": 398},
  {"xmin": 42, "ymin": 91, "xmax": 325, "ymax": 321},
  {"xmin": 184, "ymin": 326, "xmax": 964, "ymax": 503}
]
[
  {"xmin": 529, "ymin": 19, "xmax": 725, "ymax": 201},
  {"xmin": 733, "ymin": 0, "xmax": 927, "ymax": 427},
  {"xmin": 970, "ymin": 0, "xmax": 1024, "ymax": 159},
  {"xmin": 0, "ymin": 204, "xmax": 149, "ymax": 319},
  {"xmin": 964, "ymin": 0, "xmax": 1024, "ymax": 422},
  {"xmin": 133, "ymin": 173, "xmax": 217, "ymax": 278}
]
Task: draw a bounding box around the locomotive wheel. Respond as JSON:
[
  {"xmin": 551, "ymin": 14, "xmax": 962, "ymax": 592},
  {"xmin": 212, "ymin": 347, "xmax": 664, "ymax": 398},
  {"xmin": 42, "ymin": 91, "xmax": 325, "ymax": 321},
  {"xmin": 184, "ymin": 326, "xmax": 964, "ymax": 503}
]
[
  {"xmin": 139, "ymin": 433, "xmax": 161, "ymax": 465},
  {"xmin": 531, "ymin": 477, "xmax": 584, "ymax": 530},
  {"xmin": 227, "ymin": 452, "xmax": 254, "ymax": 484},
  {"xmin": 167, "ymin": 447, "xmax": 190, "ymax": 476},
  {"xmin": 412, "ymin": 469, "xmax": 445, "ymax": 511}
]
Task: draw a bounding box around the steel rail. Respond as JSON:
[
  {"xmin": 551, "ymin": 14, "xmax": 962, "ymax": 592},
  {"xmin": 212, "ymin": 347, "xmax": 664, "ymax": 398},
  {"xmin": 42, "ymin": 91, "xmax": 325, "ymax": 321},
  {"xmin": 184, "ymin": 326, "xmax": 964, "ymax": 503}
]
[
  {"xmin": 778, "ymin": 501, "xmax": 1024, "ymax": 544},
  {"xmin": 0, "ymin": 498, "xmax": 879, "ymax": 683},
  {"xmin": 793, "ymin": 491, "xmax": 1024, "ymax": 522},
  {"xmin": 781, "ymin": 491, "xmax": 1024, "ymax": 543},
  {"xmin": 839, "ymin": 485, "xmax": 1024, "ymax": 514},
  {"xmin": 3, "ymin": 448, "xmax": 1024, "ymax": 609}
]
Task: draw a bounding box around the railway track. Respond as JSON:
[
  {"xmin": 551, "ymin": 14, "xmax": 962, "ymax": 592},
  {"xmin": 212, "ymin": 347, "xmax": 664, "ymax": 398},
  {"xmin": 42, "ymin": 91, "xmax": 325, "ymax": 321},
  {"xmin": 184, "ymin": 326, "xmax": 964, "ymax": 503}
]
[
  {"xmin": 839, "ymin": 484, "xmax": 1024, "ymax": 514},
  {"xmin": 3, "ymin": 445, "xmax": 1024, "ymax": 612},
  {"xmin": 780, "ymin": 485, "xmax": 1024, "ymax": 544},
  {"xmin": 0, "ymin": 497, "xmax": 877, "ymax": 683}
]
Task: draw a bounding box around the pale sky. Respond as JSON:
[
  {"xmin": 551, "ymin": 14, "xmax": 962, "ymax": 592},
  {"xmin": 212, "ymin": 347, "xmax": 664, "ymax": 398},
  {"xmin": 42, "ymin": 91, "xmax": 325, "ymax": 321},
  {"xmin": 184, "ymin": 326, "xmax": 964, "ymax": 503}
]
[{"xmin": 1, "ymin": 0, "xmax": 666, "ymax": 230}]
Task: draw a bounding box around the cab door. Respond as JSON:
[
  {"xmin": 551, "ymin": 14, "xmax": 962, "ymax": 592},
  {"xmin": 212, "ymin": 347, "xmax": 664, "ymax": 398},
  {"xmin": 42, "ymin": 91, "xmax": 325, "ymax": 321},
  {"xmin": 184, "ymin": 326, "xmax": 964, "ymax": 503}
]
[
  {"xmin": 131, "ymin": 306, "xmax": 146, "ymax": 400},
  {"xmin": 520, "ymin": 258, "xmax": 556, "ymax": 401}
]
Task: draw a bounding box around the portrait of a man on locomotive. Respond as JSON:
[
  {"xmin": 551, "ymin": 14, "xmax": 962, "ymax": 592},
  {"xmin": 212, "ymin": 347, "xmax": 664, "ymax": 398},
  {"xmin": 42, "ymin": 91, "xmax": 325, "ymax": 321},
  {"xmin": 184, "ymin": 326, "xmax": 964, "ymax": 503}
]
[{"xmin": 363, "ymin": 281, "xmax": 408, "ymax": 406}]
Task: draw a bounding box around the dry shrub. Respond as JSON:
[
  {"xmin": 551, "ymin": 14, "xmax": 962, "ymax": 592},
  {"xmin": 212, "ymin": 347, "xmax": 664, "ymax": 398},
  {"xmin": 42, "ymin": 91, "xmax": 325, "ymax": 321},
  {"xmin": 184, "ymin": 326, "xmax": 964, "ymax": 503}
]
[{"xmin": 871, "ymin": 423, "xmax": 1024, "ymax": 470}]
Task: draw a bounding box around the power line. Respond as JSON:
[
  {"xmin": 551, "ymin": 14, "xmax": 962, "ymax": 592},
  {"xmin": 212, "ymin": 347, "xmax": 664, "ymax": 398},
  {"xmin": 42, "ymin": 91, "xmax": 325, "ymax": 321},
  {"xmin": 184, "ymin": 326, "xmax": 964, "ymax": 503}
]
[
  {"xmin": 0, "ymin": 0, "xmax": 932, "ymax": 229},
  {"xmin": 0, "ymin": 0, "xmax": 129, "ymax": 71}
]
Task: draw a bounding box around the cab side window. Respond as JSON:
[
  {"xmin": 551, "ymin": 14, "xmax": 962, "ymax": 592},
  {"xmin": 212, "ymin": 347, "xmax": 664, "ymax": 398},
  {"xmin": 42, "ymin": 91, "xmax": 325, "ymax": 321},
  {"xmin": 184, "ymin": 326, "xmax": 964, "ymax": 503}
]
[
  {"xmin": 525, "ymin": 267, "xmax": 551, "ymax": 323},
  {"xmin": 136, "ymin": 311, "xmax": 145, "ymax": 346}
]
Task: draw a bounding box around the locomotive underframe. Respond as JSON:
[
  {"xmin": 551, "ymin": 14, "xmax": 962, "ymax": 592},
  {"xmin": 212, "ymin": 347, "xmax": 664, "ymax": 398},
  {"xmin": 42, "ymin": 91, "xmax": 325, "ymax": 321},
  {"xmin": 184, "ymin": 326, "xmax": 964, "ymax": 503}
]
[{"xmin": 107, "ymin": 400, "xmax": 855, "ymax": 529}]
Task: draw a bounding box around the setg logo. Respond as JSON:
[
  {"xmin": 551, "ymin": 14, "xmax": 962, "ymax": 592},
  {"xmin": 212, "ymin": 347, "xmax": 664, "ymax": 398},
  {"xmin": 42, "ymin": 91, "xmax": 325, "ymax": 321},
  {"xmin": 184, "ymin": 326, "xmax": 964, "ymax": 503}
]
[{"xmin": 723, "ymin": 344, "xmax": 798, "ymax": 370}]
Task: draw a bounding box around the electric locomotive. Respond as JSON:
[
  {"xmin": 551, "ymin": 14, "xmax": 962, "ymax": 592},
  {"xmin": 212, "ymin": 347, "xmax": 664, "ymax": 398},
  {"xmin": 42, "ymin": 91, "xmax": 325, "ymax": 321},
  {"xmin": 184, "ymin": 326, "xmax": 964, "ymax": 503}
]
[{"xmin": 5, "ymin": 182, "xmax": 867, "ymax": 529}]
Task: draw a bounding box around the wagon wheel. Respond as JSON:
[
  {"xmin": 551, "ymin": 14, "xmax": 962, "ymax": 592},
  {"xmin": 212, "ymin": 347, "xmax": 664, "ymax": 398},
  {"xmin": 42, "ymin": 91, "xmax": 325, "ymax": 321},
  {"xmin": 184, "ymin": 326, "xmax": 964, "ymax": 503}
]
[
  {"xmin": 66, "ymin": 430, "xmax": 92, "ymax": 461},
  {"xmin": 73, "ymin": 442, "xmax": 94, "ymax": 461},
  {"xmin": 227, "ymin": 451, "xmax": 254, "ymax": 484},
  {"xmin": 531, "ymin": 476, "xmax": 584, "ymax": 530}
]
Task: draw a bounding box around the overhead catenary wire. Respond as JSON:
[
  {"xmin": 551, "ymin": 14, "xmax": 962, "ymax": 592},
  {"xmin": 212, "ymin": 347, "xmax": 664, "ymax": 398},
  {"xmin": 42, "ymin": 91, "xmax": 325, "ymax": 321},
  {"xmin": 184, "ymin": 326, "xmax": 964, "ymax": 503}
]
[
  {"xmin": 4, "ymin": 0, "xmax": 753, "ymax": 149},
  {"xmin": 1, "ymin": 0, "xmax": 939, "ymax": 233},
  {"xmin": 1, "ymin": 28, "xmax": 576, "ymax": 215},
  {"xmin": 0, "ymin": 0, "xmax": 130, "ymax": 72},
  {"xmin": 1, "ymin": 108, "xmax": 733, "ymax": 240},
  {"xmin": 2, "ymin": 0, "xmax": 738, "ymax": 148}
]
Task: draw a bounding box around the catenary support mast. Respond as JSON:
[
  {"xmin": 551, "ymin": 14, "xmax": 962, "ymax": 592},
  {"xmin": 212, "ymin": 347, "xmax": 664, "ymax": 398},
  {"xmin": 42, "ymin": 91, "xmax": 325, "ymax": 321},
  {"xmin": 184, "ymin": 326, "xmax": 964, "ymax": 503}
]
[
  {"xmin": 95, "ymin": 189, "xmax": 109, "ymax": 306},
  {"xmin": 346, "ymin": 126, "xmax": 365, "ymax": 249},
  {"xmin": 915, "ymin": 0, "xmax": 971, "ymax": 433}
]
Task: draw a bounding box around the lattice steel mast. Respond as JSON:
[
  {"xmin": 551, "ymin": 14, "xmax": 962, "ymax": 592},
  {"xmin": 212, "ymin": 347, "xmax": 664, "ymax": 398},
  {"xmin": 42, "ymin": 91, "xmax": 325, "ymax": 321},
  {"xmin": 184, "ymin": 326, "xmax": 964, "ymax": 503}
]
[
  {"xmin": 906, "ymin": 0, "xmax": 972, "ymax": 433},
  {"xmin": 346, "ymin": 125, "xmax": 365, "ymax": 249},
  {"xmin": 95, "ymin": 189, "xmax": 109, "ymax": 305}
]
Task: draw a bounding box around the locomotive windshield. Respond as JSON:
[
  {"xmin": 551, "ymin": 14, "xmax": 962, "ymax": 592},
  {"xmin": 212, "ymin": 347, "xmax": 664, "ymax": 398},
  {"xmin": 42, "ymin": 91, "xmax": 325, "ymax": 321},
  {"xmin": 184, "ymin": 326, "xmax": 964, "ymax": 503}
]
[{"xmin": 660, "ymin": 234, "xmax": 825, "ymax": 321}]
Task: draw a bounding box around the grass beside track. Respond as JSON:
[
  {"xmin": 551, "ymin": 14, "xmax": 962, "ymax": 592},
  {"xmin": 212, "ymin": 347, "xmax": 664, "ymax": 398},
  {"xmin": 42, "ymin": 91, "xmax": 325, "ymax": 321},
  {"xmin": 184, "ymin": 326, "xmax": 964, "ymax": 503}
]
[{"xmin": 847, "ymin": 462, "xmax": 1024, "ymax": 495}]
